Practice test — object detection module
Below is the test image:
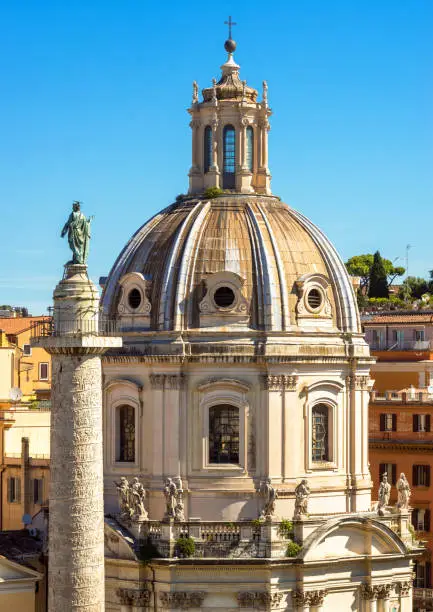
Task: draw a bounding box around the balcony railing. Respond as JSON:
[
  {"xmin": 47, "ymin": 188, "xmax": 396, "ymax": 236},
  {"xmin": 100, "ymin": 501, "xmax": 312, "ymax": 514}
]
[
  {"xmin": 370, "ymin": 389, "xmax": 433, "ymax": 404},
  {"xmin": 414, "ymin": 587, "xmax": 433, "ymax": 602},
  {"xmin": 369, "ymin": 340, "xmax": 431, "ymax": 351},
  {"xmin": 31, "ymin": 318, "xmax": 120, "ymax": 339}
]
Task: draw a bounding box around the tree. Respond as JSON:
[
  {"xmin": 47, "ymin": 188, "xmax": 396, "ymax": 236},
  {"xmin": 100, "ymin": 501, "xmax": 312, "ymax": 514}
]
[
  {"xmin": 399, "ymin": 277, "xmax": 429, "ymax": 300},
  {"xmin": 345, "ymin": 254, "xmax": 405, "ymax": 294},
  {"xmin": 369, "ymin": 251, "xmax": 389, "ymax": 298}
]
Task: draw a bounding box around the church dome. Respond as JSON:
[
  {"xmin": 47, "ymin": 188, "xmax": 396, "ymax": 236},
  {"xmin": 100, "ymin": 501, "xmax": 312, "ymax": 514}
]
[{"xmin": 101, "ymin": 194, "xmax": 360, "ymax": 334}]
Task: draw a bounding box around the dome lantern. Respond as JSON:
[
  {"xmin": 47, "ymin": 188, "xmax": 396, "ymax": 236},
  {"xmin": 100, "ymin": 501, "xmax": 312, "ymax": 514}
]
[{"xmin": 188, "ymin": 19, "xmax": 272, "ymax": 195}]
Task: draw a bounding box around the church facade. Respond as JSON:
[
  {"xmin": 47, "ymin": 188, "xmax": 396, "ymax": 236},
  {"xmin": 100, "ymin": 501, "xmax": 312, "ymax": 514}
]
[{"xmin": 96, "ymin": 33, "xmax": 420, "ymax": 612}]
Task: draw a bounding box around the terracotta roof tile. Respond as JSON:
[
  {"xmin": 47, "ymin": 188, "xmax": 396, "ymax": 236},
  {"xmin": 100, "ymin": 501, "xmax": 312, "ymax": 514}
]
[
  {"xmin": 362, "ymin": 312, "xmax": 433, "ymax": 325},
  {"xmin": 0, "ymin": 316, "xmax": 51, "ymax": 335}
]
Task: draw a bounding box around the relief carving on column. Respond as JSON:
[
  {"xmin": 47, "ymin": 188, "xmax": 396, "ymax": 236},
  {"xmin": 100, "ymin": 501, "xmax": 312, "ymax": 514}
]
[
  {"xmin": 159, "ymin": 591, "xmax": 205, "ymax": 608},
  {"xmin": 346, "ymin": 374, "xmax": 371, "ymax": 391},
  {"xmin": 237, "ymin": 591, "xmax": 284, "ymax": 608},
  {"xmin": 262, "ymin": 375, "xmax": 298, "ymax": 391},
  {"xmin": 398, "ymin": 580, "xmax": 412, "ymax": 596},
  {"xmin": 117, "ymin": 587, "xmax": 151, "ymax": 606}
]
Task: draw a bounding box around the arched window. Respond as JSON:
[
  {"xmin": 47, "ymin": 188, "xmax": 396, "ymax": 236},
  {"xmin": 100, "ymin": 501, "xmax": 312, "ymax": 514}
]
[
  {"xmin": 223, "ymin": 125, "xmax": 236, "ymax": 189},
  {"xmin": 209, "ymin": 404, "xmax": 239, "ymax": 464},
  {"xmin": 116, "ymin": 405, "xmax": 135, "ymax": 462},
  {"xmin": 312, "ymin": 404, "xmax": 329, "ymax": 462},
  {"xmin": 246, "ymin": 126, "xmax": 254, "ymax": 172},
  {"xmin": 204, "ymin": 126, "xmax": 212, "ymax": 173}
]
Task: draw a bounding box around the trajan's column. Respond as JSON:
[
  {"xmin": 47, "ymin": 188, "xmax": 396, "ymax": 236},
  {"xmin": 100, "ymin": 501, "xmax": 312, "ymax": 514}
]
[{"xmin": 32, "ymin": 202, "xmax": 121, "ymax": 611}]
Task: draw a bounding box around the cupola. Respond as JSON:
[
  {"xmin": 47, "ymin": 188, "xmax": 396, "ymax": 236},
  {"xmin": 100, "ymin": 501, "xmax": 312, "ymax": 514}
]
[{"xmin": 188, "ymin": 26, "xmax": 272, "ymax": 195}]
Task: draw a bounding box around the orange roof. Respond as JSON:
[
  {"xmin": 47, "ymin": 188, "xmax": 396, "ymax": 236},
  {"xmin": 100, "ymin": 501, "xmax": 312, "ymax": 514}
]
[
  {"xmin": 363, "ymin": 312, "xmax": 433, "ymax": 325},
  {"xmin": 0, "ymin": 316, "xmax": 51, "ymax": 335}
]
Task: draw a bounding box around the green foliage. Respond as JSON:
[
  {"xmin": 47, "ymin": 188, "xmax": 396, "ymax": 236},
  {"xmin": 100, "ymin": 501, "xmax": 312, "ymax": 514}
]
[
  {"xmin": 345, "ymin": 254, "xmax": 405, "ymax": 295},
  {"xmin": 175, "ymin": 536, "xmax": 195, "ymax": 558},
  {"xmin": 286, "ymin": 541, "xmax": 302, "ymax": 557},
  {"xmin": 399, "ymin": 276, "xmax": 430, "ymax": 300},
  {"xmin": 203, "ymin": 187, "xmax": 224, "ymax": 199},
  {"xmin": 138, "ymin": 538, "xmax": 161, "ymax": 563},
  {"xmin": 368, "ymin": 251, "xmax": 389, "ymax": 298},
  {"xmin": 251, "ymin": 518, "xmax": 264, "ymax": 527},
  {"xmin": 278, "ymin": 519, "xmax": 293, "ymax": 539}
]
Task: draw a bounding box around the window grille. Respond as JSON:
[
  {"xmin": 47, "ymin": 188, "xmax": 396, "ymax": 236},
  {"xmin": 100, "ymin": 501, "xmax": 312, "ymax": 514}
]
[
  {"xmin": 23, "ymin": 344, "xmax": 31, "ymax": 356},
  {"xmin": 223, "ymin": 125, "xmax": 236, "ymax": 188},
  {"xmin": 209, "ymin": 405, "xmax": 239, "ymax": 464},
  {"xmin": 312, "ymin": 404, "xmax": 329, "ymax": 462},
  {"xmin": 117, "ymin": 405, "xmax": 135, "ymax": 462},
  {"xmin": 246, "ymin": 126, "xmax": 254, "ymax": 172},
  {"xmin": 204, "ymin": 126, "xmax": 212, "ymax": 173}
]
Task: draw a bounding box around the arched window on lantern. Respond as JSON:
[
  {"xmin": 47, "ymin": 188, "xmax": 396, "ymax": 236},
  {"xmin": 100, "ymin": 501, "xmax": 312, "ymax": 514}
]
[
  {"xmin": 204, "ymin": 126, "xmax": 212, "ymax": 173},
  {"xmin": 246, "ymin": 126, "xmax": 254, "ymax": 172},
  {"xmin": 209, "ymin": 404, "xmax": 239, "ymax": 464},
  {"xmin": 116, "ymin": 405, "xmax": 136, "ymax": 462},
  {"xmin": 311, "ymin": 404, "xmax": 329, "ymax": 462},
  {"xmin": 223, "ymin": 125, "xmax": 236, "ymax": 189}
]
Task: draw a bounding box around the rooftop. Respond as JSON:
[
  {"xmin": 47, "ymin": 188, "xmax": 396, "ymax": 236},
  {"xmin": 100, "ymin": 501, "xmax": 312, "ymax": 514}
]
[
  {"xmin": 0, "ymin": 316, "xmax": 51, "ymax": 336},
  {"xmin": 362, "ymin": 311, "xmax": 433, "ymax": 325}
]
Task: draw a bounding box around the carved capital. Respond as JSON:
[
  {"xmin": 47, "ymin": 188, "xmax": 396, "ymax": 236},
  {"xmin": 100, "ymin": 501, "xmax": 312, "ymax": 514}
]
[
  {"xmin": 399, "ymin": 580, "xmax": 412, "ymax": 597},
  {"xmin": 117, "ymin": 588, "xmax": 151, "ymax": 606},
  {"xmin": 309, "ymin": 590, "xmax": 328, "ymax": 606},
  {"xmin": 291, "ymin": 590, "xmax": 309, "ymax": 606},
  {"xmin": 189, "ymin": 119, "xmax": 201, "ymax": 129},
  {"xmin": 160, "ymin": 591, "xmax": 205, "ymax": 609},
  {"xmin": 165, "ymin": 374, "xmax": 186, "ymax": 390},
  {"xmin": 262, "ymin": 375, "xmax": 298, "ymax": 391},
  {"xmin": 376, "ymin": 584, "xmax": 392, "ymax": 599},
  {"xmin": 360, "ymin": 584, "xmax": 375, "ymax": 600},
  {"xmin": 150, "ymin": 374, "xmax": 165, "ymax": 389},
  {"xmin": 237, "ymin": 591, "xmax": 283, "ymax": 609}
]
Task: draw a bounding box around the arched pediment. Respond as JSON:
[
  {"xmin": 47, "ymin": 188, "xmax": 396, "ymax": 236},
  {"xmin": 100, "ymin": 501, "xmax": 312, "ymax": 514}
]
[
  {"xmin": 104, "ymin": 378, "xmax": 142, "ymax": 393},
  {"xmin": 104, "ymin": 518, "xmax": 138, "ymax": 562},
  {"xmin": 301, "ymin": 516, "xmax": 407, "ymax": 562}
]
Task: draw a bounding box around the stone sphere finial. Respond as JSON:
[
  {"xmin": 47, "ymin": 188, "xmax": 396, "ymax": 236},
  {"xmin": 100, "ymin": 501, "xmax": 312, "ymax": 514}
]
[{"xmin": 224, "ymin": 38, "xmax": 236, "ymax": 54}]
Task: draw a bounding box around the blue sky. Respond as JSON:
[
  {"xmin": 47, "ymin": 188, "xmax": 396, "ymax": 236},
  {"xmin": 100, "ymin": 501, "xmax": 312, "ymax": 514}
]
[{"xmin": 0, "ymin": 1, "xmax": 432, "ymax": 314}]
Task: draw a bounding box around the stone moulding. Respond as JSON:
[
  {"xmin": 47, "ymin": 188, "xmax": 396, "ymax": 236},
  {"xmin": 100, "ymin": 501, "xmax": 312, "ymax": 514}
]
[
  {"xmin": 149, "ymin": 374, "xmax": 185, "ymax": 390},
  {"xmin": 237, "ymin": 591, "xmax": 284, "ymax": 609},
  {"xmin": 159, "ymin": 591, "xmax": 206, "ymax": 608}
]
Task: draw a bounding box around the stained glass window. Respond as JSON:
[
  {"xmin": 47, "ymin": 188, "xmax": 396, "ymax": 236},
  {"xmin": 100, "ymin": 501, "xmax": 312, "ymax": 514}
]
[
  {"xmin": 246, "ymin": 126, "xmax": 254, "ymax": 172},
  {"xmin": 209, "ymin": 405, "xmax": 239, "ymax": 464},
  {"xmin": 312, "ymin": 404, "xmax": 329, "ymax": 462},
  {"xmin": 204, "ymin": 126, "xmax": 212, "ymax": 173},
  {"xmin": 223, "ymin": 125, "xmax": 236, "ymax": 188},
  {"xmin": 117, "ymin": 405, "xmax": 135, "ymax": 462}
]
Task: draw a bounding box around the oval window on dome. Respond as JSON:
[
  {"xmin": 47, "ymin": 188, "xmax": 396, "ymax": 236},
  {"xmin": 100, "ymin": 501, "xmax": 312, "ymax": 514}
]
[
  {"xmin": 128, "ymin": 288, "xmax": 142, "ymax": 310},
  {"xmin": 213, "ymin": 286, "xmax": 235, "ymax": 308},
  {"xmin": 306, "ymin": 288, "xmax": 322, "ymax": 311}
]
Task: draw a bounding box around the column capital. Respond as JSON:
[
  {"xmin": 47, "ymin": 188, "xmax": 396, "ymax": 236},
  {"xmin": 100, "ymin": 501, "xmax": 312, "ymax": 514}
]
[
  {"xmin": 262, "ymin": 374, "xmax": 298, "ymax": 391},
  {"xmin": 159, "ymin": 591, "xmax": 205, "ymax": 608},
  {"xmin": 117, "ymin": 587, "xmax": 151, "ymax": 606},
  {"xmin": 237, "ymin": 591, "xmax": 284, "ymax": 609}
]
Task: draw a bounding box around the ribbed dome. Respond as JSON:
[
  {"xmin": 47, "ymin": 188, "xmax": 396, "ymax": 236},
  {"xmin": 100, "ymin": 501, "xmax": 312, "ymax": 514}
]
[{"xmin": 102, "ymin": 195, "xmax": 360, "ymax": 334}]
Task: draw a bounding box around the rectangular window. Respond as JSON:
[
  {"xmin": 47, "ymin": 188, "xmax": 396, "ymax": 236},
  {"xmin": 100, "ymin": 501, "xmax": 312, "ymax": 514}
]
[
  {"xmin": 412, "ymin": 509, "xmax": 431, "ymax": 532},
  {"xmin": 312, "ymin": 405, "xmax": 329, "ymax": 462},
  {"xmin": 39, "ymin": 362, "xmax": 49, "ymax": 380},
  {"xmin": 7, "ymin": 477, "xmax": 21, "ymax": 503},
  {"xmin": 413, "ymin": 465, "xmax": 431, "ymax": 487},
  {"xmin": 23, "ymin": 344, "xmax": 31, "ymax": 356},
  {"xmin": 415, "ymin": 329, "xmax": 425, "ymax": 341},
  {"xmin": 414, "ymin": 562, "xmax": 432, "ymax": 588},
  {"xmin": 379, "ymin": 463, "xmax": 397, "ymax": 485},
  {"xmin": 209, "ymin": 405, "xmax": 239, "ymax": 464},
  {"xmin": 33, "ymin": 479, "xmax": 43, "ymax": 504},
  {"xmin": 380, "ymin": 413, "xmax": 397, "ymax": 432},
  {"xmin": 414, "ymin": 414, "xmax": 431, "ymax": 432},
  {"xmin": 117, "ymin": 405, "xmax": 136, "ymax": 462}
]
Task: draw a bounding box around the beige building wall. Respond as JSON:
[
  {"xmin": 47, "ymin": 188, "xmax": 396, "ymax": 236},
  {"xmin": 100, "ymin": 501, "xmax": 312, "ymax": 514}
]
[{"xmin": 0, "ymin": 557, "xmax": 42, "ymax": 612}]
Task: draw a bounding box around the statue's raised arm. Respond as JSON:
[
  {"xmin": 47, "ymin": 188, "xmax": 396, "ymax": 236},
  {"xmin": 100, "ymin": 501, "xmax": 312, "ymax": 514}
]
[{"xmin": 61, "ymin": 201, "xmax": 93, "ymax": 265}]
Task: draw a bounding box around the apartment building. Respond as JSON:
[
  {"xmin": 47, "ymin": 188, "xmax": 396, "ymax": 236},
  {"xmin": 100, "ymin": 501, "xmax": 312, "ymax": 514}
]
[{"xmin": 364, "ymin": 311, "xmax": 433, "ymax": 610}]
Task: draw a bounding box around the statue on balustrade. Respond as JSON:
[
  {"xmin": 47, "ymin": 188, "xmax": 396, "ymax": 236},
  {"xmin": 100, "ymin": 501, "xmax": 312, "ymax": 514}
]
[
  {"xmin": 396, "ymin": 473, "xmax": 411, "ymax": 511},
  {"xmin": 115, "ymin": 476, "xmax": 148, "ymax": 522},
  {"xmin": 377, "ymin": 472, "xmax": 391, "ymax": 516},
  {"xmin": 260, "ymin": 478, "xmax": 277, "ymax": 520},
  {"xmin": 294, "ymin": 479, "xmax": 310, "ymax": 519}
]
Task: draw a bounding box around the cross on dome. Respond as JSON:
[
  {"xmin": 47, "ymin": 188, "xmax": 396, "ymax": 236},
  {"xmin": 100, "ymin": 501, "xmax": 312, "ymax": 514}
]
[{"xmin": 224, "ymin": 16, "xmax": 237, "ymax": 54}]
